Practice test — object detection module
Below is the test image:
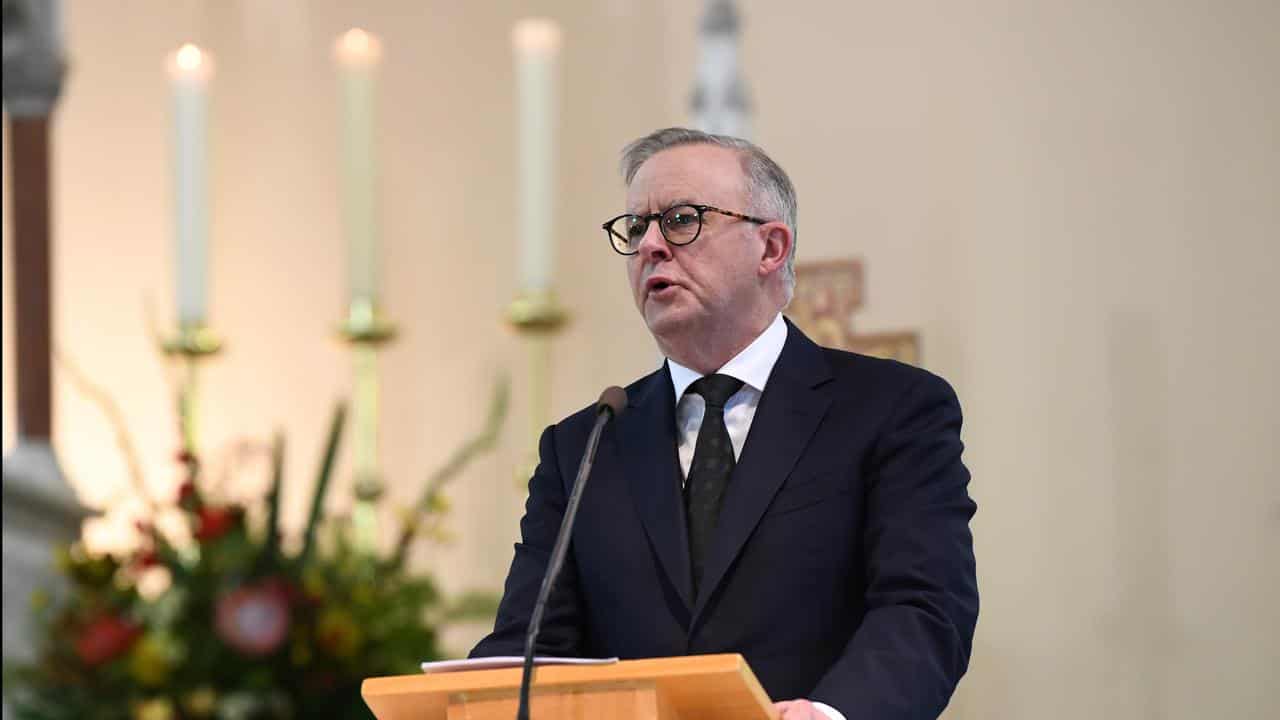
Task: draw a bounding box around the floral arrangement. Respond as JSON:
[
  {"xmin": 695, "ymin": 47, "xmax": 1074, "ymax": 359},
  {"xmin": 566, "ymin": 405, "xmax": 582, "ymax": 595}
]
[{"xmin": 5, "ymin": 380, "xmax": 508, "ymax": 720}]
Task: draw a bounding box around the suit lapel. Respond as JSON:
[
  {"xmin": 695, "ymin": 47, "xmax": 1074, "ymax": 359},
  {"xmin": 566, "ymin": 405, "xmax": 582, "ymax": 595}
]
[
  {"xmin": 692, "ymin": 321, "xmax": 834, "ymax": 625},
  {"xmin": 617, "ymin": 364, "xmax": 694, "ymax": 614}
]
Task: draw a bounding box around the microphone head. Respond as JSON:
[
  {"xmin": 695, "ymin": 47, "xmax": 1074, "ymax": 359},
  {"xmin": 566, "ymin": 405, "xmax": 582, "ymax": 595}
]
[{"xmin": 597, "ymin": 386, "xmax": 628, "ymax": 418}]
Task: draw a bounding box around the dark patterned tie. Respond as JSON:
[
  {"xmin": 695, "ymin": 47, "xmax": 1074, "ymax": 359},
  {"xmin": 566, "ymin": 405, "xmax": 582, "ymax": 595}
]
[{"xmin": 684, "ymin": 373, "xmax": 745, "ymax": 596}]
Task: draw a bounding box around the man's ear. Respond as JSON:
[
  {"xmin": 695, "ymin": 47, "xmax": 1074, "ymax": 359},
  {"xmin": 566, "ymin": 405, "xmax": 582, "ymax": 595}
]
[{"xmin": 757, "ymin": 222, "xmax": 793, "ymax": 278}]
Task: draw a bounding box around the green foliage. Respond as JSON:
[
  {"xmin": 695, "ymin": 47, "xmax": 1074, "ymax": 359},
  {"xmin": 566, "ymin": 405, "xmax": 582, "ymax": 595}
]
[{"xmin": 5, "ymin": 387, "xmax": 509, "ymax": 720}]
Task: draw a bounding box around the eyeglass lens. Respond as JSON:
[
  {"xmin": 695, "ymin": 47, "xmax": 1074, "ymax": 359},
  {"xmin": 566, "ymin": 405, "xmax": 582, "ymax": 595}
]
[{"xmin": 609, "ymin": 205, "xmax": 701, "ymax": 254}]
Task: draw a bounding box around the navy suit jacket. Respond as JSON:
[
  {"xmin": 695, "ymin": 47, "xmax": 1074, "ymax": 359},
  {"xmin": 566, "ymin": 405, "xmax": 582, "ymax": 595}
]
[{"xmin": 471, "ymin": 320, "xmax": 978, "ymax": 719}]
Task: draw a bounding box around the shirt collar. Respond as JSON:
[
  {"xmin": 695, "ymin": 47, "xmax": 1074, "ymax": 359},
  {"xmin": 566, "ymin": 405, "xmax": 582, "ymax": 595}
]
[{"xmin": 667, "ymin": 313, "xmax": 788, "ymax": 402}]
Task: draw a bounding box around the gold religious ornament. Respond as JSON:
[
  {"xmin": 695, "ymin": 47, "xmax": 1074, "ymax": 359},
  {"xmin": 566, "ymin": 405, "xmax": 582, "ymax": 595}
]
[
  {"xmin": 787, "ymin": 259, "xmax": 921, "ymax": 366},
  {"xmin": 506, "ymin": 290, "xmax": 568, "ymax": 334},
  {"xmin": 162, "ymin": 323, "xmax": 223, "ymax": 357},
  {"xmin": 339, "ymin": 296, "xmax": 398, "ymax": 344},
  {"xmin": 162, "ymin": 324, "xmax": 223, "ymax": 456}
]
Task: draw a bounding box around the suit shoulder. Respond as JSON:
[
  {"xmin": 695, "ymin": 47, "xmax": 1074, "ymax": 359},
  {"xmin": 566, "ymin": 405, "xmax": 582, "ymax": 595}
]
[
  {"xmin": 818, "ymin": 346, "xmax": 960, "ymax": 403},
  {"xmin": 553, "ymin": 367, "xmax": 667, "ymax": 436}
]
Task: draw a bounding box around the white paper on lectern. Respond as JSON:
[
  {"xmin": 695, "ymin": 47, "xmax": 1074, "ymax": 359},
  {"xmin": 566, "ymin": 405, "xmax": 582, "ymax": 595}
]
[{"xmin": 421, "ymin": 656, "xmax": 620, "ymax": 674}]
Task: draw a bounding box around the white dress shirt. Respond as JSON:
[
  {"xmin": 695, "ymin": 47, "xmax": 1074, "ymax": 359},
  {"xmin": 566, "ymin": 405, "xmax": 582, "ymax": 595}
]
[{"xmin": 665, "ymin": 313, "xmax": 847, "ymax": 720}]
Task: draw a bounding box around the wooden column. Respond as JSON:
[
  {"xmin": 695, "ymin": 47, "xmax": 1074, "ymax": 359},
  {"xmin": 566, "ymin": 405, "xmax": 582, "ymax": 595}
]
[{"xmin": 7, "ymin": 114, "xmax": 54, "ymax": 440}]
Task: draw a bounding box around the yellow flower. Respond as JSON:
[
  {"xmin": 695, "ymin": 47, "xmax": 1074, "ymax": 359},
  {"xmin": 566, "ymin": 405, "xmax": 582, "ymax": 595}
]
[
  {"xmin": 316, "ymin": 607, "xmax": 363, "ymax": 659},
  {"xmin": 427, "ymin": 492, "xmax": 451, "ymax": 514},
  {"xmin": 395, "ymin": 506, "xmax": 420, "ymax": 532},
  {"xmin": 428, "ymin": 524, "xmax": 457, "ymax": 544},
  {"xmin": 131, "ymin": 697, "xmax": 176, "ymax": 720},
  {"xmin": 128, "ymin": 634, "xmax": 178, "ymax": 687},
  {"xmin": 290, "ymin": 633, "xmax": 312, "ymax": 666},
  {"xmin": 302, "ymin": 566, "xmax": 326, "ymax": 597},
  {"xmin": 182, "ymin": 687, "xmax": 218, "ymax": 718}
]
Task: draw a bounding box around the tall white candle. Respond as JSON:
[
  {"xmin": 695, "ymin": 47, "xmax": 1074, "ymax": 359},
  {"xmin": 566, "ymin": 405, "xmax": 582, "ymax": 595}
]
[
  {"xmin": 167, "ymin": 44, "xmax": 214, "ymax": 328},
  {"xmin": 512, "ymin": 19, "xmax": 561, "ymax": 295},
  {"xmin": 334, "ymin": 29, "xmax": 383, "ymax": 306}
]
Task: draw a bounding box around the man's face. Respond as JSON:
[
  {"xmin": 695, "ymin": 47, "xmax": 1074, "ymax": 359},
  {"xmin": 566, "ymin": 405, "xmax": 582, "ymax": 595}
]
[{"xmin": 625, "ymin": 144, "xmax": 764, "ymax": 348}]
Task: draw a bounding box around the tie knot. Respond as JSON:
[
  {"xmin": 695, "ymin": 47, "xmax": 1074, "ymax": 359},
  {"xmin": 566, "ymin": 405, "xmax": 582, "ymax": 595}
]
[{"xmin": 688, "ymin": 373, "xmax": 744, "ymax": 408}]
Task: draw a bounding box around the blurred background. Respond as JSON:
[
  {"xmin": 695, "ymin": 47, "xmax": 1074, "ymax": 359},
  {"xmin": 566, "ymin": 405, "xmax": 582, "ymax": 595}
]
[{"xmin": 2, "ymin": 0, "xmax": 1277, "ymax": 718}]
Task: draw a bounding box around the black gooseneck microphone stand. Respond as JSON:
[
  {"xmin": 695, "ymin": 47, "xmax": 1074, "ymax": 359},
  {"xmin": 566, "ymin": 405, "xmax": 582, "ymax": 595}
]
[{"xmin": 515, "ymin": 386, "xmax": 627, "ymax": 720}]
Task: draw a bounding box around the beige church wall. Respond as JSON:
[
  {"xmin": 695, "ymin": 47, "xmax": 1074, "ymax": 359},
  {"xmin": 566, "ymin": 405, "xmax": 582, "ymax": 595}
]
[{"xmin": 3, "ymin": 1, "xmax": 1277, "ymax": 718}]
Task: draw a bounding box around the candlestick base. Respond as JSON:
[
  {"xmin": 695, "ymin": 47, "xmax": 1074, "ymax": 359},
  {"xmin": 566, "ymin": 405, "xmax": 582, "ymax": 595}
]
[
  {"xmin": 352, "ymin": 471, "xmax": 383, "ymax": 555},
  {"xmin": 339, "ymin": 298, "xmax": 398, "ymax": 345},
  {"xmin": 163, "ymin": 324, "xmax": 223, "ymax": 357},
  {"xmin": 506, "ymin": 291, "xmax": 569, "ymax": 334},
  {"xmin": 354, "ymin": 472, "xmax": 384, "ymax": 502}
]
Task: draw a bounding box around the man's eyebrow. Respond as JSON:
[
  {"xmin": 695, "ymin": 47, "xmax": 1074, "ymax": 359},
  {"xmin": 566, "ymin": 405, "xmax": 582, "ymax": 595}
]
[{"xmin": 627, "ymin": 198, "xmax": 699, "ymax": 214}]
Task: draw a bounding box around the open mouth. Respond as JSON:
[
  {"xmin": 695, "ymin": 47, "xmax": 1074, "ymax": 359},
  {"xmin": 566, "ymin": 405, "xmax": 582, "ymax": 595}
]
[
  {"xmin": 645, "ymin": 277, "xmax": 680, "ymax": 300},
  {"xmin": 643, "ymin": 274, "xmax": 682, "ymax": 302}
]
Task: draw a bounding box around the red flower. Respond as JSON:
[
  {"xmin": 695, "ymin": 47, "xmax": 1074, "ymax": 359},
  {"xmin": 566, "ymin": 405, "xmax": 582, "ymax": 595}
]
[
  {"xmin": 274, "ymin": 580, "xmax": 308, "ymax": 607},
  {"xmin": 215, "ymin": 583, "xmax": 291, "ymax": 657},
  {"xmin": 176, "ymin": 481, "xmax": 202, "ymax": 512},
  {"xmin": 74, "ymin": 614, "xmax": 141, "ymax": 666},
  {"xmin": 306, "ymin": 670, "xmax": 338, "ymax": 691},
  {"xmin": 194, "ymin": 506, "xmax": 239, "ymax": 542},
  {"xmin": 134, "ymin": 549, "xmax": 161, "ymax": 570}
]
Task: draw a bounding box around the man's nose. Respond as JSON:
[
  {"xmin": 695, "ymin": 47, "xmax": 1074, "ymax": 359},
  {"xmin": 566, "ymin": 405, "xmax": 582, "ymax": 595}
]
[{"xmin": 636, "ymin": 221, "xmax": 671, "ymax": 262}]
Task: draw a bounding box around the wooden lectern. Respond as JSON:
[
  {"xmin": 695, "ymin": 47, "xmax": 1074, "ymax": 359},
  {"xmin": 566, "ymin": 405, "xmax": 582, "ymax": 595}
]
[{"xmin": 362, "ymin": 653, "xmax": 778, "ymax": 720}]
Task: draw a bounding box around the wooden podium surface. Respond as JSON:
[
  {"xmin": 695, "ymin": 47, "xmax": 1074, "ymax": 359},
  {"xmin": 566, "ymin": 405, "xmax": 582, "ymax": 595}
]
[{"xmin": 362, "ymin": 653, "xmax": 778, "ymax": 720}]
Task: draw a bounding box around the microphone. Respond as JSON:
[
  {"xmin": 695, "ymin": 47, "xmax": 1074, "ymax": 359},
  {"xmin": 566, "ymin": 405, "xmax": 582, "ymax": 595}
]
[{"xmin": 515, "ymin": 386, "xmax": 628, "ymax": 720}]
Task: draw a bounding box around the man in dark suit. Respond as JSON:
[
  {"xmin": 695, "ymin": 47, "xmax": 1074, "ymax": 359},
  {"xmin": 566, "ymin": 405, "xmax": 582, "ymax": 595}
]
[{"xmin": 471, "ymin": 127, "xmax": 978, "ymax": 720}]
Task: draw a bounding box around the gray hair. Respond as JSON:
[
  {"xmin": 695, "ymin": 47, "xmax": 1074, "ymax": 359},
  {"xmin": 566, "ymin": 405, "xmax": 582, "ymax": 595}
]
[{"xmin": 619, "ymin": 127, "xmax": 798, "ymax": 300}]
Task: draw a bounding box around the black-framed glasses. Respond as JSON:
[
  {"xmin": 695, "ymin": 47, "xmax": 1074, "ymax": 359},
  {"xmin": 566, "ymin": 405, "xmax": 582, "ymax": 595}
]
[{"xmin": 602, "ymin": 204, "xmax": 770, "ymax": 256}]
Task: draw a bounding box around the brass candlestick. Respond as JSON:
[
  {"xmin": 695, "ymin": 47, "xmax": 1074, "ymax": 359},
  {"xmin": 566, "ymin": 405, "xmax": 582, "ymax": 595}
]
[
  {"xmin": 339, "ymin": 297, "xmax": 397, "ymax": 553},
  {"xmin": 162, "ymin": 323, "xmax": 223, "ymax": 455},
  {"xmin": 506, "ymin": 290, "xmax": 569, "ymax": 484}
]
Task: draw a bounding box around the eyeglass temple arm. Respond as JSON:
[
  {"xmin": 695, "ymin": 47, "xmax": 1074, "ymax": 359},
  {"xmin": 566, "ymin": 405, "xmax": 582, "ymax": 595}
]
[{"xmin": 701, "ymin": 206, "xmax": 770, "ymax": 225}]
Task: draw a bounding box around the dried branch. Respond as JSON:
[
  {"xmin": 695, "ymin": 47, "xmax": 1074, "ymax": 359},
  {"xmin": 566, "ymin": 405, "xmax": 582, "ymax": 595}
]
[
  {"xmin": 53, "ymin": 347, "xmax": 154, "ymax": 509},
  {"xmin": 390, "ymin": 374, "xmax": 509, "ymax": 569}
]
